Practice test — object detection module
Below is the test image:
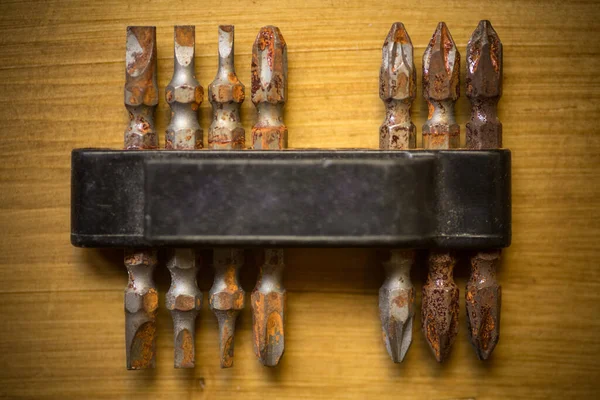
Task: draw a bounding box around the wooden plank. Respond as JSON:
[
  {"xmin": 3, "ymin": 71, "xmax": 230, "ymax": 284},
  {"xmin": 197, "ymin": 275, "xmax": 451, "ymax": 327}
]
[{"xmin": 0, "ymin": 0, "xmax": 599, "ymax": 398}]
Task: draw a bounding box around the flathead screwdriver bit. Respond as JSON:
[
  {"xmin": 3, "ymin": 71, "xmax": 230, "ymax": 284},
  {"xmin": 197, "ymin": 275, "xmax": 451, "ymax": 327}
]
[
  {"xmin": 466, "ymin": 20, "xmax": 503, "ymax": 360},
  {"xmin": 421, "ymin": 22, "xmax": 460, "ymax": 363},
  {"xmin": 378, "ymin": 22, "xmax": 416, "ymax": 363},
  {"xmin": 165, "ymin": 26, "xmax": 203, "ymax": 368},
  {"xmin": 208, "ymin": 25, "xmax": 245, "ymax": 149},
  {"xmin": 250, "ymin": 26, "xmax": 288, "ymax": 367},
  {"xmin": 123, "ymin": 26, "xmax": 159, "ymax": 370},
  {"xmin": 208, "ymin": 25, "xmax": 246, "ymax": 369}
]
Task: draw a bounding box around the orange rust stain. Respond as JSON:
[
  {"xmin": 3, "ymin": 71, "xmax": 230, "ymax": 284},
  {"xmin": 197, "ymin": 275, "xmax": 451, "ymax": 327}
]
[
  {"xmin": 221, "ymin": 334, "xmax": 234, "ymax": 368},
  {"xmin": 175, "ymin": 26, "xmax": 195, "ymax": 47},
  {"xmin": 143, "ymin": 288, "xmax": 158, "ymax": 313},
  {"xmin": 130, "ymin": 321, "xmax": 156, "ymax": 369},
  {"xmin": 267, "ymin": 311, "xmax": 283, "ymax": 344},
  {"xmin": 178, "ymin": 328, "xmax": 195, "ymax": 367},
  {"xmin": 175, "ymin": 295, "xmax": 195, "ymax": 311}
]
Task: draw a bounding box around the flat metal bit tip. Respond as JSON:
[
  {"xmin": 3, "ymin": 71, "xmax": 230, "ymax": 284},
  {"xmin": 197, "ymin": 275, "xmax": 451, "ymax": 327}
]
[
  {"xmin": 421, "ymin": 251, "xmax": 459, "ymax": 363},
  {"xmin": 379, "ymin": 22, "xmax": 416, "ymax": 150},
  {"xmin": 466, "ymin": 20, "xmax": 503, "ymax": 149},
  {"xmin": 166, "ymin": 249, "xmax": 202, "ymax": 368},
  {"xmin": 251, "ymin": 26, "xmax": 288, "ymax": 150},
  {"xmin": 379, "ymin": 250, "xmax": 415, "ymax": 362},
  {"xmin": 466, "ymin": 250, "xmax": 502, "ymax": 360},
  {"xmin": 209, "ymin": 249, "xmax": 245, "ymax": 368},
  {"xmin": 208, "ymin": 25, "xmax": 245, "ymax": 149},
  {"xmin": 165, "ymin": 26, "xmax": 203, "ymax": 150},
  {"xmin": 124, "ymin": 26, "xmax": 158, "ymax": 150},
  {"xmin": 251, "ymin": 249, "xmax": 286, "ymax": 367},
  {"xmin": 124, "ymin": 249, "xmax": 158, "ymax": 369},
  {"xmin": 422, "ymin": 22, "xmax": 460, "ymax": 149}
]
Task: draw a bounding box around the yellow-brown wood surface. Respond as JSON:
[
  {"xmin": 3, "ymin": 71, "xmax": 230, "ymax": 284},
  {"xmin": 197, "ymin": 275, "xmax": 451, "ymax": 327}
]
[{"xmin": 1, "ymin": 0, "xmax": 599, "ymax": 398}]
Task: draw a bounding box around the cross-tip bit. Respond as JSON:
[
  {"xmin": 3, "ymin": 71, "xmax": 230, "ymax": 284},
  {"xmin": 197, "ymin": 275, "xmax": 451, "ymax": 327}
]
[
  {"xmin": 466, "ymin": 250, "xmax": 502, "ymax": 360},
  {"xmin": 422, "ymin": 22, "xmax": 460, "ymax": 149},
  {"xmin": 466, "ymin": 20, "xmax": 503, "ymax": 149},
  {"xmin": 379, "ymin": 22, "xmax": 416, "ymax": 150},
  {"xmin": 421, "ymin": 251, "xmax": 459, "ymax": 363},
  {"xmin": 379, "ymin": 250, "xmax": 415, "ymax": 362},
  {"xmin": 251, "ymin": 26, "xmax": 288, "ymax": 150}
]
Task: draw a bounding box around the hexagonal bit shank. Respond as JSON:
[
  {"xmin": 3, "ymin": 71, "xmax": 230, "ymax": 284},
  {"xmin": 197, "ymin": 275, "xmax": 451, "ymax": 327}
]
[
  {"xmin": 209, "ymin": 25, "xmax": 245, "ymax": 149},
  {"xmin": 166, "ymin": 26, "xmax": 203, "ymax": 150},
  {"xmin": 421, "ymin": 251, "xmax": 459, "ymax": 362},
  {"xmin": 166, "ymin": 249, "xmax": 202, "ymax": 368},
  {"xmin": 164, "ymin": 26, "xmax": 203, "ymax": 368},
  {"xmin": 421, "ymin": 23, "xmax": 460, "ymax": 362},
  {"xmin": 378, "ymin": 23, "xmax": 416, "ymax": 363},
  {"xmin": 422, "ymin": 22, "xmax": 460, "ymax": 149},
  {"xmin": 251, "ymin": 249, "xmax": 286, "ymax": 367},
  {"xmin": 379, "ymin": 22, "xmax": 416, "ymax": 150},
  {"xmin": 251, "ymin": 26, "xmax": 288, "ymax": 150},
  {"xmin": 466, "ymin": 20, "xmax": 502, "ymax": 150},
  {"xmin": 379, "ymin": 250, "xmax": 415, "ymax": 362},
  {"xmin": 123, "ymin": 26, "xmax": 159, "ymax": 370},
  {"xmin": 209, "ymin": 249, "xmax": 245, "ymax": 368},
  {"xmin": 250, "ymin": 26, "xmax": 288, "ymax": 367},
  {"xmin": 124, "ymin": 249, "xmax": 158, "ymax": 370},
  {"xmin": 466, "ymin": 20, "xmax": 503, "ymax": 360}
]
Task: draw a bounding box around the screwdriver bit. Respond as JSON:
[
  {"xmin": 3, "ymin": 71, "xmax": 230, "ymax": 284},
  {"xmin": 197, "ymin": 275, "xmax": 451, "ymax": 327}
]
[
  {"xmin": 209, "ymin": 249, "xmax": 245, "ymax": 368},
  {"xmin": 466, "ymin": 20, "xmax": 503, "ymax": 360},
  {"xmin": 378, "ymin": 23, "xmax": 416, "ymax": 363},
  {"xmin": 422, "ymin": 22, "xmax": 460, "ymax": 150},
  {"xmin": 207, "ymin": 26, "xmax": 246, "ymax": 369},
  {"xmin": 250, "ymin": 26, "xmax": 288, "ymax": 367},
  {"xmin": 165, "ymin": 25, "xmax": 203, "ymax": 150},
  {"xmin": 123, "ymin": 26, "xmax": 159, "ymax": 370},
  {"xmin": 208, "ymin": 25, "xmax": 245, "ymax": 149},
  {"xmin": 164, "ymin": 26, "xmax": 203, "ymax": 368},
  {"xmin": 379, "ymin": 22, "xmax": 416, "ymax": 150},
  {"xmin": 421, "ymin": 22, "xmax": 460, "ymax": 363}
]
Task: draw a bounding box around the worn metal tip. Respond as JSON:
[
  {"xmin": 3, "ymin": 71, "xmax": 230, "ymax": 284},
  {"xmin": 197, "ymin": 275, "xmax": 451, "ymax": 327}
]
[
  {"xmin": 380, "ymin": 23, "xmax": 415, "ymax": 102},
  {"xmin": 467, "ymin": 20, "xmax": 502, "ymax": 100},
  {"xmin": 174, "ymin": 328, "xmax": 195, "ymax": 368},
  {"xmin": 466, "ymin": 251, "xmax": 502, "ymax": 361},
  {"xmin": 251, "ymin": 26, "xmax": 287, "ymax": 103}
]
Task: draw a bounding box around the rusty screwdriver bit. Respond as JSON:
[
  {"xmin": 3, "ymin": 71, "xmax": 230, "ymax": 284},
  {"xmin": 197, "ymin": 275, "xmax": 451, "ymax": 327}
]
[
  {"xmin": 207, "ymin": 26, "xmax": 246, "ymax": 369},
  {"xmin": 251, "ymin": 25, "xmax": 288, "ymax": 150},
  {"xmin": 378, "ymin": 23, "xmax": 416, "ymax": 363},
  {"xmin": 466, "ymin": 20, "xmax": 503, "ymax": 360},
  {"xmin": 379, "ymin": 22, "xmax": 416, "ymax": 150},
  {"xmin": 164, "ymin": 26, "xmax": 203, "ymax": 368},
  {"xmin": 166, "ymin": 25, "xmax": 203, "ymax": 150},
  {"xmin": 422, "ymin": 22, "xmax": 460, "ymax": 150},
  {"xmin": 209, "ymin": 249, "xmax": 245, "ymax": 368},
  {"xmin": 123, "ymin": 26, "xmax": 159, "ymax": 370},
  {"xmin": 421, "ymin": 22, "xmax": 461, "ymax": 363},
  {"xmin": 208, "ymin": 25, "xmax": 245, "ymax": 149},
  {"xmin": 166, "ymin": 249, "xmax": 202, "ymax": 368},
  {"xmin": 250, "ymin": 26, "xmax": 288, "ymax": 367}
]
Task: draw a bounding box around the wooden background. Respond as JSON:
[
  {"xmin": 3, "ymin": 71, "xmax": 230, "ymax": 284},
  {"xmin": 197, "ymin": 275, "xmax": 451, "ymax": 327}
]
[{"xmin": 0, "ymin": 0, "xmax": 599, "ymax": 398}]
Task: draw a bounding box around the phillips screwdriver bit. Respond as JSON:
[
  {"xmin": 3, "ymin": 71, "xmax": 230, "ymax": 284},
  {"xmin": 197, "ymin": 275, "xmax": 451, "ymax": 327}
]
[
  {"xmin": 165, "ymin": 26, "xmax": 203, "ymax": 368},
  {"xmin": 378, "ymin": 22, "xmax": 416, "ymax": 363},
  {"xmin": 208, "ymin": 25, "xmax": 246, "ymax": 368},
  {"xmin": 466, "ymin": 20, "xmax": 503, "ymax": 360},
  {"xmin": 208, "ymin": 25, "xmax": 245, "ymax": 149},
  {"xmin": 123, "ymin": 26, "xmax": 159, "ymax": 369},
  {"xmin": 250, "ymin": 26, "xmax": 287, "ymax": 367},
  {"xmin": 421, "ymin": 22, "xmax": 460, "ymax": 363}
]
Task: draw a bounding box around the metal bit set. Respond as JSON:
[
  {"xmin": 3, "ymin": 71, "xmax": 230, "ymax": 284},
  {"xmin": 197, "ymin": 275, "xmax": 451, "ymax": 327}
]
[
  {"xmin": 71, "ymin": 20, "xmax": 509, "ymax": 371},
  {"xmin": 124, "ymin": 24, "xmax": 287, "ymax": 369},
  {"xmin": 378, "ymin": 20, "xmax": 503, "ymax": 362}
]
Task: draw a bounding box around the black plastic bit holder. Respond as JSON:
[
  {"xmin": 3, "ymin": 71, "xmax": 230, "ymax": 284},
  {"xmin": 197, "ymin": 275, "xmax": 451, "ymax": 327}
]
[{"xmin": 71, "ymin": 149, "xmax": 511, "ymax": 249}]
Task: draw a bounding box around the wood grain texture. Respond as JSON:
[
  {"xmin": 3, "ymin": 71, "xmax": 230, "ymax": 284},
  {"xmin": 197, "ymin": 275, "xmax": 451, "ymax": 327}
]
[{"xmin": 0, "ymin": 0, "xmax": 599, "ymax": 398}]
